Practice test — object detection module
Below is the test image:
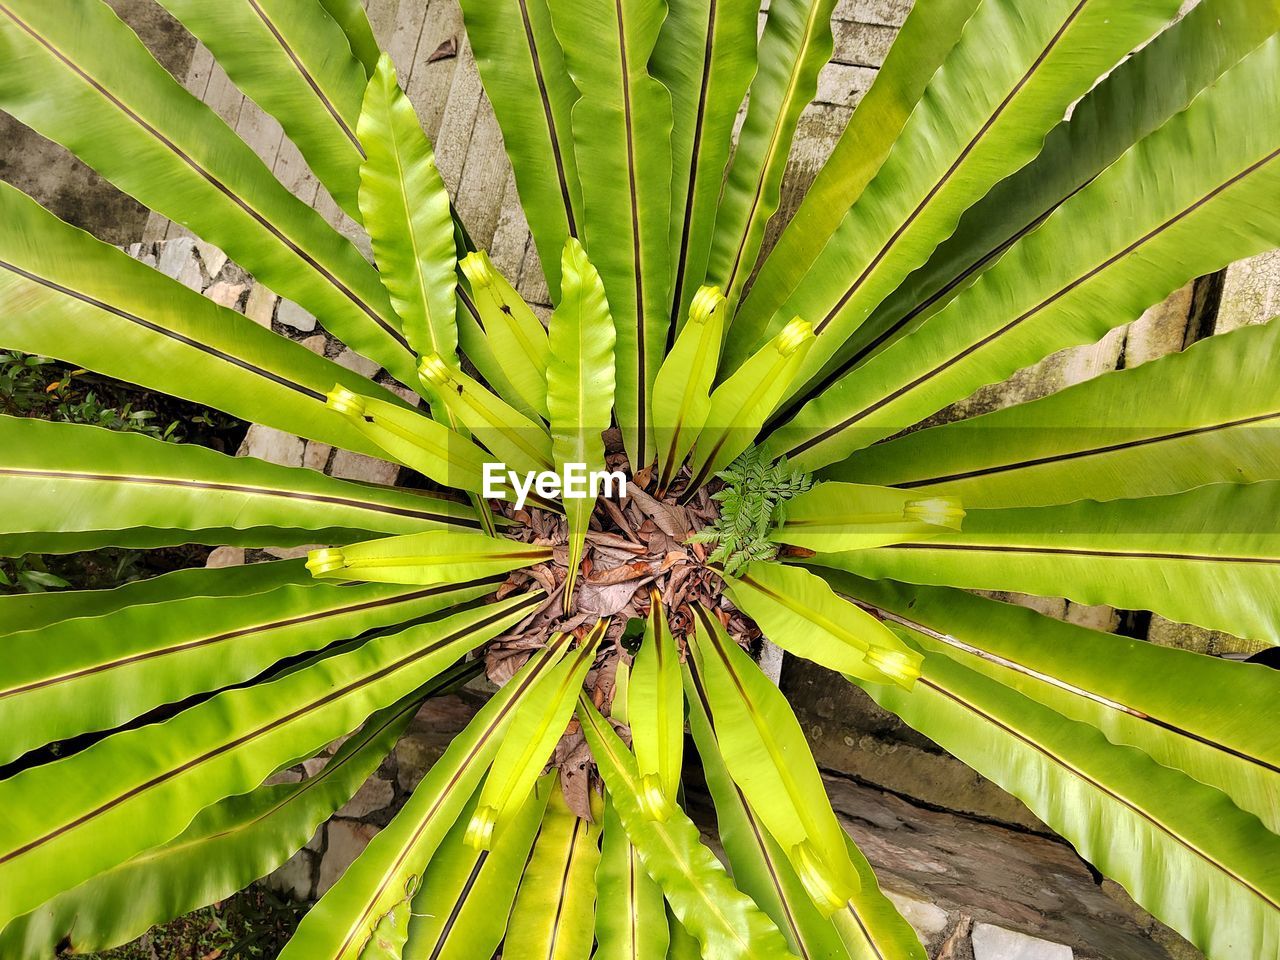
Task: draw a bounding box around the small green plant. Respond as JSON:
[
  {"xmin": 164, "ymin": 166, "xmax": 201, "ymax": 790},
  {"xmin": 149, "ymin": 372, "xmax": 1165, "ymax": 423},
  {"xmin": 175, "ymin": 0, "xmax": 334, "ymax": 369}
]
[
  {"xmin": 0, "ymin": 1, "xmax": 1277, "ymax": 959},
  {"xmin": 689, "ymin": 448, "xmax": 812, "ymax": 575},
  {"xmin": 1, "ymin": 351, "xmax": 180, "ymax": 439}
]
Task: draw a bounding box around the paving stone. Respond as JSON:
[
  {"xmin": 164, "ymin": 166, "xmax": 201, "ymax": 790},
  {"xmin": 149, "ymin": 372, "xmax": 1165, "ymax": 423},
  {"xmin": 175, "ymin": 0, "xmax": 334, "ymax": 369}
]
[
  {"xmin": 301, "ymin": 756, "xmax": 329, "ymax": 778},
  {"xmin": 205, "ymin": 546, "xmax": 245, "ymax": 569},
  {"xmin": 177, "ymin": 256, "xmax": 206, "ymax": 292},
  {"xmin": 277, "ymin": 299, "xmax": 319, "ymax": 332},
  {"xmin": 194, "ymin": 239, "xmax": 228, "ymax": 279},
  {"xmin": 300, "ymin": 334, "xmax": 329, "ymax": 355},
  {"xmin": 263, "ymin": 768, "xmax": 303, "ymax": 786},
  {"xmin": 972, "ymin": 923, "xmax": 1072, "ymax": 960},
  {"xmin": 266, "ymin": 848, "xmax": 315, "ymax": 902},
  {"xmin": 317, "ymin": 821, "xmax": 380, "ymax": 897},
  {"xmin": 204, "ymin": 280, "xmax": 247, "ymax": 309},
  {"xmin": 245, "ymin": 283, "xmax": 278, "ymax": 329},
  {"xmin": 238, "ymin": 424, "xmax": 305, "ymax": 467},
  {"xmin": 335, "ymin": 347, "xmax": 381, "ymax": 378},
  {"xmin": 330, "ymin": 449, "xmax": 400, "ymax": 486},
  {"xmin": 304, "ymin": 441, "xmax": 334, "ymax": 472},
  {"xmin": 156, "ymin": 237, "xmax": 196, "ymax": 280},
  {"xmin": 337, "ymin": 777, "xmax": 395, "ymax": 819}
]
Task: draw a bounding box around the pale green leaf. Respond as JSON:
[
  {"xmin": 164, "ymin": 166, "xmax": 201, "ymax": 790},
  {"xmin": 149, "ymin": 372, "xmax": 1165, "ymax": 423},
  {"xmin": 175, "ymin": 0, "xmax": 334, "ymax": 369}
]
[{"xmin": 358, "ymin": 55, "xmax": 458, "ymax": 363}]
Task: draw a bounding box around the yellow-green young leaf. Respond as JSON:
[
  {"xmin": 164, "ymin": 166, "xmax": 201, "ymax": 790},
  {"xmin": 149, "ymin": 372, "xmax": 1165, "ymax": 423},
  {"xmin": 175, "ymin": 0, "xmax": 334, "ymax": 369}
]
[
  {"xmin": 685, "ymin": 318, "xmax": 815, "ymax": 493},
  {"xmin": 684, "ymin": 656, "xmax": 925, "ymax": 960},
  {"xmin": 545, "ymin": 0, "xmax": 673, "ymax": 471},
  {"xmin": 318, "ymin": 0, "xmax": 382, "ymax": 78},
  {"xmin": 627, "ymin": 593, "xmax": 683, "ymax": 805},
  {"xmin": 505, "ymin": 780, "xmax": 604, "ymax": 960},
  {"xmin": 154, "ymin": 0, "xmax": 368, "ymax": 220},
  {"xmin": 277, "ymin": 632, "xmax": 570, "ymax": 960},
  {"xmin": 467, "ymin": 623, "xmax": 605, "ymax": 850},
  {"xmin": 0, "ymin": 592, "xmax": 544, "ymax": 929},
  {"xmin": 857, "ymin": 635, "xmax": 1280, "ymax": 960},
  {"xmin": 0, "ymin": 680, "xmax": 439, "ymax": 960},
  {"xmin": 456, "ymin": 269, "xmax": 544, "ymax": 424},
  {"xmin": 325, "ymin": 385, "xmax": 491, "ymax": 494},
  {"xmin": 706, "ymin": 0, "xmax": 837, "ymax": 315},
  {"xmin": 0, "ymin": 0, "xmax": 416, "ymax": 384},
  {"xmin": 358, "ymin": 55, "xmax": 458, "ymax": 364},
  {"xmin": 576, "ymin": 696, "xmax": 798, "ymax": 960},
  {"xmin": 772, "ymin": 481, "xmax": 965, "ymax": 553},
  {"xmin": 461, "ymin": 250, "xmax": 551, "ymax": 420},
  {"xmin": 651, "ymin": 285, "xmax": 726, "ymax": 493},
  {"xmin": 724, "ymin": 562, "xmax": 921, "ymax": 689},
  {"xmin": 419, "ymin": 355, "xmax": 555, "ymax": 478},
  {"xmin": 404, "ymin": 774, "xmax": 554, "ymax": 960},
  {"xmin": 306, "ymin": 531, "xmax": 552, "ymax": 586},
  {"xmin": 0, "ymin": 416, "xmax": 480, "ymax": 558},
  {"xmin": 547, "ymin": 238, "xmax": 617, "ymax": 607},
  {"xmin": 688, "ymin": 605, "xmax": 861, "ymax": 914},
  {"xmin": 595, "ymin": 798, "xmax": 670, "ymax": 960},
  {"xmin": 806, "ymin": 481, "xmax": 1280, "ymax": 647}
]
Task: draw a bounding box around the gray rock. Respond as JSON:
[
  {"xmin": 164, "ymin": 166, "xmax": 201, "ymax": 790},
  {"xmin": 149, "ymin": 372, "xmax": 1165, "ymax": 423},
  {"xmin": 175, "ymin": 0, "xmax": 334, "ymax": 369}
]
[
  {"xmin": 300, "ymin": 334, "xmax": 329, "ymax": 355},
  {"xmin": 205, "ymin": 546, "xmax": 245, "ymax": 569},
  {"xmin": 245, "ymin": 283, "xmax": 278, "ymax": 329},
  {"xmin": 238, "ymin": 425, "xmax": 305, "ymax": 467},
  {"xmin": 156, "ymin": 237, "xmax": 196, "ymax": 280},
  {"xmin": 337, "ymin": 777, "xmax": 395, "ymax": 819},
  {"xmin": 304, "ymin": 442, "xmax": 333, "ymax": 472},
  {"xmin": 884, "ymin": 890, "xmax": 949, "ymax": 942},
  {"xmin": 972, "ymin": 924, "xmax": 1072, "ymax": 960},
  {"xmin": 194, "ymin": 240, "xmax": 228, "ymax": 280},
  {"xmin": 277, "ymin": 299, "xmax": 318, "ymax": 332},
  {"xmin": 330, "ymin": 449, "xmax": 400, "ymax": 486},
  {"xmin": 266, "ymin": 848, "xmax": 315, "ymax": 902},
  {"xmin": 204, "ymin": 280, "xmax": 247, "ymax": 310},
  {"xmin": 317, "ymin": 820, "xmax": 380, "ymax": 897},
  {"xmin": 301, "ymin": 756, "xmax": 329, "ymax": 778},
  {"xmin": 335, "ymin": 348, "xmax": 381, "ymax": 378}
]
